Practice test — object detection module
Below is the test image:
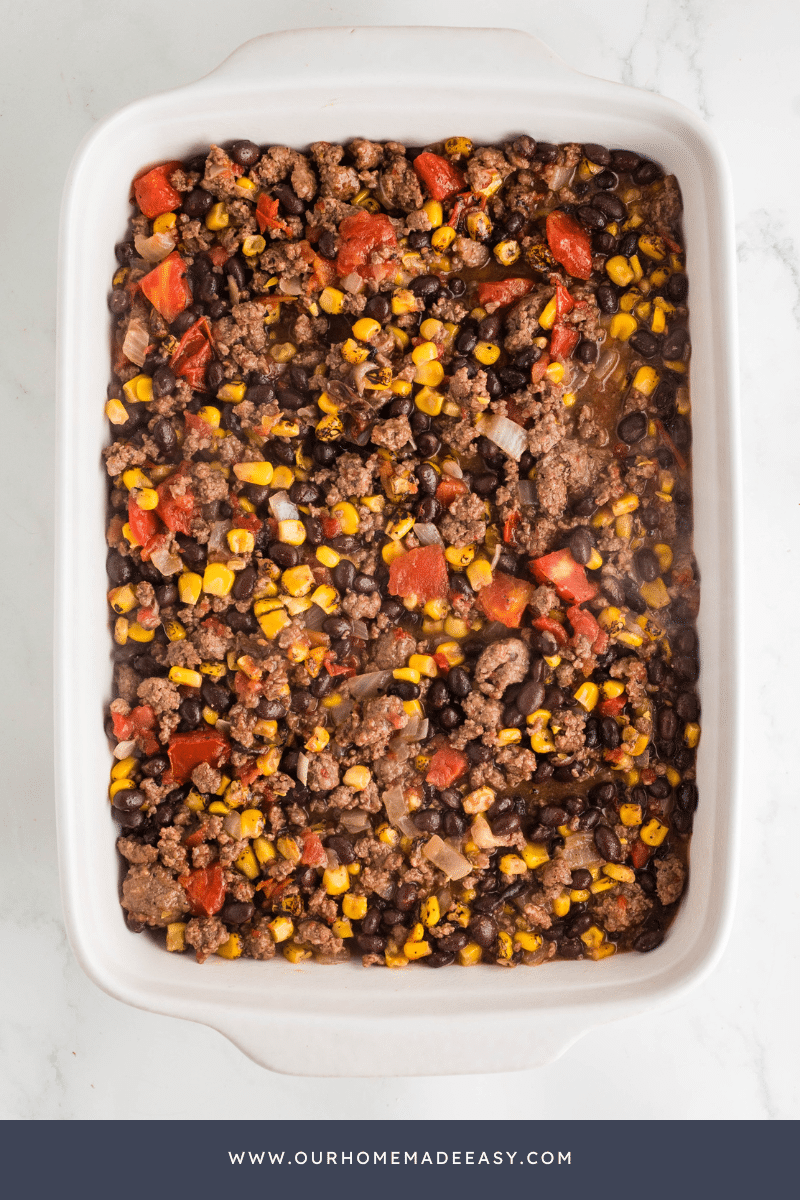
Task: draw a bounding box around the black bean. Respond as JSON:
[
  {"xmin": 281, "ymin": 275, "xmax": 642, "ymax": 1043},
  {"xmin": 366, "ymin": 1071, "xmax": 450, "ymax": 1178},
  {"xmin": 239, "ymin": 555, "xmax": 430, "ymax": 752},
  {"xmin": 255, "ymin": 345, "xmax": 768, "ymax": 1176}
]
[
  {"xmin": 395, "ymin": 883, "xmax": 417, "ymax": 912},
  {"xmin": 665, "ymin": 273, "xmax": 689, "ymax": 303},
  {"xmin": 618, "ymin": 231, "xmax": 640, "ymax": 259},
  {"xmin": 438, "ymin": 707, "xmax": 461, "ymax": 730},
  {"xmin": 575, "ymin": 808, "xmax": 601, "ymax": 831},
  {"xmin": 594, "ymin": 824, "xmax": 624, "ymax": 863},
  {"xmin": 116, "ymin": 810, "xmax": 145, "ymax": 830},
  {"xmin": 577, "ymin": 205, "xmax": 607, "ymax": 230},
  {"xmin": 220, "ymin": 900, "xmax": 255, "ymax": 926},
  {"xmin": 228, "ymin": 565, "xmax": 255, "ymax": 602},
  {"xmin": 589, "ymin": 781, "xmax": 617, "ymax": 807},
  {"xmin": 438, "ymin": 930, "xmax": 469, "ymax": 954},
  {"xmin": 108, "ymin": 288, "xmax": 131, "ymax": 316},
  {"xmin": 633, "ymin": 159, "xmax": 663, "ymax": 186},
  {"xmin": 618, "ymin": 411, "xmax": 648, "ymax": 444},
  {"xmin": 534, "ymin": 142, "xmax": 559, "ymax": 163},
  {"xmin": 268, "ymin": 183, "xmax": 303, "ymax": 216},
  {"xmin": 417, "ymin": 433, "xmax": 442, "ymax": 461},
  {"xmin": 456, "ymin": 328, "xmax": 478, "ymax": 356},
  {"xmin": 229, "ymin": 139, "xmax": 260, "ymax": 167},
  {"xmin": 676, "ymin": 781, "xmax": 698, "ymax": 813},
  {"xmin": 594, "ymin": 169, "xmax": 618, "ymax": 190},
  {"xmin": 356, "ymin": 934, "xmax": 386, "ymax": 954},
  {"xmin": 599, "ymin": 717, "xmax": 621, "ymax": 751},
  {"xmin": 425, "ymin": 951, "xmax": 455, "ymax": 968},
  {"xmin": 575, "ymin": 338, "xmax": 600, "ymax": 367},
  {"xmin": 492, "ymin": 812, "xmax": 521, "ymax": 838},
  {"xmin": 468, "ymin": 914, "xmax": 498, "ymax": 948},
  {"xmin": 558, "ymin": 938, "xmax": 584, "ymax": 960},
  {"xmin": 634, "ymin": 928, "xmax": 664, "ymax": 953},
  {"xmin": 566, "ymin": 912, "xmax": 592, "ymax": 938},
  {"xmin": 181, "ymin": 188, "xmax": 214, "ymax": 219},
  {"xmin": 634, "ymin": 548, "xmax": 660, "ymax": 583},
  {"xmin": 409, "ymin": 411, "xmax": 431, "ymax": 435},
  {"xmin": 413, "ymin": 809, "xmax": 442, "ymax": 834},
  {"xmin": 663, "ymin": 327, "xmax": 690, "ymax": 361},
  {"xmin": 673, "ymin": 655, "xmax": 699, "ymax": 683},
  {"xmin": 538, "ymin": 805, "xmax": 567, "ymax": 829},
  {"xmin": 141, "ymin": 755, "xmax": 169, "ymax": 780},
  {"xmin": 656, "ymin": 707, "xmax": 679, "ymax": 742},
  {"xmin": 592, "ymin": 191, "xmax": 627, "ymax": 221},
  {"xmin": 675, "ymin": 692, "xmax": 699, "ymax": 723},
  {"xmin": 596, "ymin": 282, "xmax": 619, "ymax": 314},
  {"xmin": 629, "ymin": 329, "xmax": 660, "ymax": 359},
  {"xmin": 268, "ymin": 542, "xmax": 300, "ymax": 568},
  {"xmin": 201, "ymin": 679, "xmax": 231, "ymax": 712},
  {"xmin": 226, "ymin": 609, "xmax": 258, "ymax": 634},
  {"xmin": 322, "ymin": 313, "xmax": 351, "ymax": 345},
  {"xmin": 446, "ymin": 667, "xmax": 471, "ymax": 698},
  {"xmin": 111, "ymin": 788, "xmax": 145, "ymax": 813},
  {"xmin": 583, "ymin": 143, "xmax": 611, "ymax": 166},
  {"xmin": 501, "ymin": 704, "xmax": 524, "ymax": 730},
  {"xmin": 106, "ymin": 549, "xmax": 133, "ymax": 587},
  {"xmin": 442, "ymin": 811, "xmax": 466, "ymax": 839},
  {"xmin": 179, "ymin": 698, "xmax": 202, "ymax": 729},
  {"xmin": 330, "ymin": 560, "xmax": 356, "ymax": 592},
  {"xmin": 409, "ymin": 274, "xmax": 441, "ymax": 302},
  {"xmin": 647, "ymin": 777, "xmax": 672, "ymax": 801},
  {"xmin": 323, "ymin": 835, "xmax": 354, "ymax": 866},
  {"xmin": 533, "ymin": 630, "xmax": 559, "ymax": 657},
  {"xmin": 571, "ymin": 868, "xmax": 593, "ymax": 890},
  {"xmin": 353, "ymin": 573, "xmax": 376, "ymax": 595},
  {"xmin": 609, "ymin": 149, "xmax": 640, "ymax": 173},
  {"xmin": 569, "ymin": 527, "xmax": 594, "ymax": 565},
  {"xmin": 478, "ymin": 313, "xmax": 502, "ymax": 341}
]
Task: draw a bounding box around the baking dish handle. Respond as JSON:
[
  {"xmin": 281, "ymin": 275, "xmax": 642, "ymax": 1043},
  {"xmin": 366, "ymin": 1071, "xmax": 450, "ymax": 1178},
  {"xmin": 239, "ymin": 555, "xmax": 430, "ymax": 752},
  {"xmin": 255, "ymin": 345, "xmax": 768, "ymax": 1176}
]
[{"xmin": 199, "ymin": 26, "xmax": 588, "ymax": 91}]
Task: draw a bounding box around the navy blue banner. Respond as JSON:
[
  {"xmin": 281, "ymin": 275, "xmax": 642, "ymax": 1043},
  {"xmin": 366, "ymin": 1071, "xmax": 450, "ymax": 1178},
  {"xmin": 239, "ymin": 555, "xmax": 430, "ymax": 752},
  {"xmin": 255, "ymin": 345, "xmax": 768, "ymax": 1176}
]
[{"xmin": 1, "ymin": 1120, "xmax": 794, "ymax": 1200}]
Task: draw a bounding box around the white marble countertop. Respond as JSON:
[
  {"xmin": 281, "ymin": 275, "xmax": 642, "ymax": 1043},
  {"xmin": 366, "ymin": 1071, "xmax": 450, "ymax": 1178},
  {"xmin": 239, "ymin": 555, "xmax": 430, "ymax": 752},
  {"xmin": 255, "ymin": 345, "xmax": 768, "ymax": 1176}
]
[{"xmin": 2, "ymin": 0, "xmax": 798, "ymax": 1120}]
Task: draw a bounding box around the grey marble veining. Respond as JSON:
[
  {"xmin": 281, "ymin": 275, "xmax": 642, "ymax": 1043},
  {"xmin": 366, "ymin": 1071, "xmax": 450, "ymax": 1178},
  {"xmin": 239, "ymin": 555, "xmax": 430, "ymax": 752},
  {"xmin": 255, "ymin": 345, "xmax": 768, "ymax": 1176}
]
[{"xmin": 2, "ymin": 0, "xmax": 798, "ymax": 1119}]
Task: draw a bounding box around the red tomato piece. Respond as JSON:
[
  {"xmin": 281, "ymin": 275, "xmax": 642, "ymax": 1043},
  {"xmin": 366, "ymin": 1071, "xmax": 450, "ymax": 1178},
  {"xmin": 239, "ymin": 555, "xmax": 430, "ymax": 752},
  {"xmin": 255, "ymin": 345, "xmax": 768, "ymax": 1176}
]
[
  {"xmin": 230, "ymin": 512, "xmax": 262, "ymax": 534},
  {"xmin": 598, "ymin": 695, "xmax": 627, "ymax": 717},
  {"xmin": 156, "ymin": 477, "xmax": 196, "ymax": 535},
  {"xmin": 426, "ymin": 747, "xmax": 469, "ymax": 789},
  {"xmin": 554, "ymin": 282, "xmax": 575, "ymax": 317},
  {"xmin": 131, "ymin": 705, "xmax": 156, "ymax": 731},
  {"xmin": 139, "ymin": 252, "xmax": 192, "ymax": 325},
  {"xmin": 503, "ymin": 512, "xmax": 521, "ymax": 545},
  {"xmin": 300, "ymin": 831, "xmax": 327, "ymax": 867},
  {"xmin": 476, "ymin": 572, "xmax": 535, "ymax": 628},
  {"xmin": 236, "ymin": 764, "xmax": 260, "ymax": 786},
  {"xmin": 127, "ymin": 495, "xmax": 160, "ymax": 547},
  {"xmin": 336, "ymin": 211, "xmax": 397, "ymax": 278},
  {"xmin": 322, "ymin": 651, "xmax": 357, "ymax": 678},
  {"xmin": 412, "ymin": 152, "xmax": 466, "ymax": 201},
  {"xmin": 206, "ymin": 245, "xmax": 230, "ymax": 269},
  {"xmin": 321, "ymin": 515, "xmax": 341, "ymax": 539},
  {"xmin": 476, "ymin": 278, "xmax": 534, "ymax": 309},
  {"xmin": 550, "ymin": 323, "xmax": 580, "ymax": 360},
  {"xmin": 256, "ymin": 194, "xmax": 293, "ymax": 236},
  {"xmin": 168, "ymin": 730, "xmax": 230, "ymax": 784},
  {"xmin": 546, "ymin": 211, "xmax": 593, "ymax": 280},
  {"xmin": 566, "ymin": 604, "xmax": 607, "ymax": 653},
  {"xmin": 388, "ymin": 545, "xmax": 449, "ymax": 603},
  {"xmin": 170, "ymin": 318, "xmax": 213, "ymax": 390},
  {"xmin": 531, "ymin": 549, "xmax": 598, "ymax": 604},
  {"xmin": 435, "ymin": 476, "xmax": 469, "ymax": 508},
  {"xmin": 530, "ymin": 353, "xmax": 551, "ymax": 383},
  {"xmin": 180, "ymin": 864, "xmax": 225, "ymax": 917},
  {"xmin": 111, "ymin": 711, "xmax": 135, "ymax": 740},
  {"xmin": 532, "ymin": 615, "xmax": 569, "ymax": 647},
  {"xmin": 132, "ymin": 161, "xmax": 183, "ymax": 219},
  {"xmin": 631, "ymin": 840, "xmax": 650, "ymax": 869},
  {"xmin": 310, "ymin": 254, "xmax": 337, "ymax": 291}
]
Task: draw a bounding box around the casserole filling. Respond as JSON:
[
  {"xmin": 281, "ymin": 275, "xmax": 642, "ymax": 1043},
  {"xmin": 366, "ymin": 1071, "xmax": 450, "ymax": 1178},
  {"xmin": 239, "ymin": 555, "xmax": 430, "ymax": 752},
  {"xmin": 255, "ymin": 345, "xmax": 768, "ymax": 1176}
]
[{"xmin": 104, "ymin": 136, "xmax": 697, "ymax": 967}]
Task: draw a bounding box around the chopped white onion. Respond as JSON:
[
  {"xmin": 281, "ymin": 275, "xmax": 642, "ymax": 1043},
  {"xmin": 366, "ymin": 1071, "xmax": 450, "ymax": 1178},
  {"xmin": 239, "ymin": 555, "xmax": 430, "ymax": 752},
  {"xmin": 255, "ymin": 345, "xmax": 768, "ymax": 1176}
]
[
  {"xmin": 113, "ymin": 739, "xmax": 137, "ymax": 759},
  {"xmin": 134, "ymin": 231, "xmax": 175, "ymax": 263},
  {"xmin": 312, "ymin": 949, "xmax": 352, "ymax": 965},
  {"xmin": 479, "ymin": 413, "xmax": 528, "ymax": 462},
  {"xmin": 396, "ymin": 815, "xmax": 420, "ymax": 838},
  {"xmin": 422, "ymin": 834, "xmax": 472, "ymax": 880},
  {"xmin": 469, "ymin": 813, "xmax": 498, "ymax": 850},
  {"xmin": 205, "ymin": 160, "xmax": 230, "ymax": 182},
  {"xmin": 441, "ymin": 459, "xmax": 463, "ymax": 480},
  {"xmin": 296, "ymin": 752, "xmax": 309, "ymax": 785},
  {"xmin": 222, "ymin": 812, "xmax": 242, "ymax": 839},
  {"xmin": 383, "ymin": 784, "xmax": 409, "ymax": 827},
  {"xmin": 122, "ymin": 318, "xmax": 149, "ymax": 367},
  {"xmin": 215, "ymin": 719, "xmax": 232, "ymax": 736},
  {"xmin": 268, "ymin": 491, "xmax": 299, "ymax": 521},
  {"xmin": 517, "ymin": 479, "xmax": 537, "ymax": 506},
  {"xmin": 594, "ymin": 349, "xmax": 619, "ymax": 381},
  {"xmin": 207, "ymin": 520, "xmax": 231, "ymax": 554},
  {"xmin": 387, "ymin": 739, "xmax": 413, "ymax": 762},
  {"xmin": 347, "ymin": 670, "xmax": 391, "ymax": 700},
  {"xmin": 330, "ymin": 697, "xmax": 353, "ymax": 726},
  {"xmin": 350, "ymin": 618, "xmax": 369, "ymax": 641},
  {"xmin": 557, "ymin": 831, "xmax": 603, "ymax": 870},
  {"xmin": 341, "ymin": 809, "xmax": 371, "ymax": 833},
  {"xmin": 149, "ymin": 544, "xmax": 183, "ymax": 576},
  {"xmin": 278, "ymin": 275, "xmax": 303, "ymax": 296},
  {"xmin": 548, "ymin": 162, "xmax": 574, "ymax": 191},
  {"xmin": 340, "ymin": 272, "xmax": 364, "ymax": 293},
  {"xmin": 413, "ymin": 521, "xmax": 444, "ymax": 546},
  {"xmin": 400, "ymin": 715, "xmax": 428, "ymax": 743},
  {"xmin": 490, "ymin": 542, "xmax": 503, "ymax": 571}
]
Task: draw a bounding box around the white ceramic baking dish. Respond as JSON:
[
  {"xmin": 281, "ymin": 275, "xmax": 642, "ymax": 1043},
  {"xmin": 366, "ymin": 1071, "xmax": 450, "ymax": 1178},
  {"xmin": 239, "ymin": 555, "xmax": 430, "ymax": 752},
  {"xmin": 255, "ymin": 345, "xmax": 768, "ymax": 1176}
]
[{"xmin": 55, "ymin": 26, "xmax": 741, "ymax": 1076}]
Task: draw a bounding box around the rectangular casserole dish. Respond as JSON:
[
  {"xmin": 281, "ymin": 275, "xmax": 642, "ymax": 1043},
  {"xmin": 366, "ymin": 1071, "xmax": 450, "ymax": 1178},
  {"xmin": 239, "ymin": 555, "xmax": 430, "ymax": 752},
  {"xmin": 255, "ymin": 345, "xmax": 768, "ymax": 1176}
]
[{"xmin": 55, "ymin": 25, "xmax": 741, "ymax": 1076}]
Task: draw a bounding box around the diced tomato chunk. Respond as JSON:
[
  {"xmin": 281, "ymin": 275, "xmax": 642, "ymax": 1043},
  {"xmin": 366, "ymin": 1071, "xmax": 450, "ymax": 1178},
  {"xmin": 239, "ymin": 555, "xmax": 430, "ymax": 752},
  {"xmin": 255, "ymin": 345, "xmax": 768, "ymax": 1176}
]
[
  {"xmin": 435, "ymin": 477, "xmax": 468, "ymax": 508},
  {"xmin": 545, "ymin": 210, "xmax": 593, "ymax": 280},
  {"xmin": 566, "ymin": 603, "xmax": 608, "ymax": 654},
  {"xmin": 170, "ymin": 318, "xmax": 214, "ymax": 390},
  {"xmin": 412, "ymin": 152, "xmax": 465, "ymax": 201},
  {"xmin": 503, "ymin": 512, "xmax": 520, "ymax": 545},
  {"xmin": 532, "ymin": 615, "xmax": 569, "ymax": 647},
  {"xmin": 599, "ymin": 695, "xmax": 627, "ymax": 717},
  {"xmin": 256, "ymin": 194, "xmax": 293, "ymax": 235},
  {"xmin": 139, "ymin": 252, "xmax": 192, "ymax": 325},
  {"xmin": 531, "ymin": 549, "xmax": 597, "ymax": 604},
  {"xmin": 156, "ymin": 476, "xmax": 196, "ymax": 535},
  {"xmin": 554, "ymin": 282, "xmax": 575, "ymax": 317},
  {"xmin": 336, "ymin": 211, "xmax": 397, "ymax": 279},
  {"xmin": 180, "ymin": 864, "xmax": 225, "ymax": 917},
  {"xmin": 388, "ymin": 545, "xmax": 448, "ymax": 603},
  {"xmin": 168, "ymin": 730, "xmax": 230, "ymax": 784},
  {"xmin": 132, "ymin": 161, "xmax": 183, "ymax": 219},
  {"xmin": 530, "ymin": 353, "xmax": 551, "ymax": 383},
  {"xmin": 111, "ymin": 711, "xmax": 135, "ymax": 740},
  {"xmin": 476, "ymin": 278, "xmax": 534, "ymax": 309},
  {"xmin": 550, "ymin": 323, "xmax": 580, "ymax": 360},
  {"xmin": 127, "ymin": 495, "xmax": 160, "ymax": 547},
  {"xmin": 475, "ymin": 572, "xmax": 534, "ymax": 628},
  {"xmin": 426, "ymin": 747, "xmax": 469, "ymax": 789},
  {"xmin": 300, "ymin": 831, "xmax": 327, "ymax": 867}
]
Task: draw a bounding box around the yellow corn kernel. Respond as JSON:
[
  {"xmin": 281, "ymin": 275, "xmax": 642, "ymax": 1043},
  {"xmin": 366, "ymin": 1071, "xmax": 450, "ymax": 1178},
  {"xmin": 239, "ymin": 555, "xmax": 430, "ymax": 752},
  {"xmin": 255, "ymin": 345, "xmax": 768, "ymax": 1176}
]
[
  {"xmin": 445, "ymin": 544, "xmax": 475, "ymax": 569},
  {"xmin": 603, "ymin": 863, "xmax": 636, "ymax": 884},
  {"xmin": 328, "ymin": 918, "xmax": 352, "ymax": 942},
  {"xmin": 232, "ymin": 460, "xmax": 273, "ymax": 487},
  {"xmin": 545, "ymin": 361, "xmax": 565, "ymax": 385},
  {"xmin": 309, "ymin": 585, "xmax": 338, "ymax": 613},
  {"xmin": 234, "ymin": 846, "xmax": 259, "ymax": 880},
  {"xmin": 497, "ymin": 728, "xmax": 522, "ymax": 746},
  {"xmin": 108, "ymin": 584, "xmax": 137, "ymax": 614},
  {"xmin": 256, "ymin": 609, "xmax": 289, "ymax": 641},
  {"xmin": 413, "ymin": 358, "xmax": 444, "ymax": 387},
  {"xmin": 331, "ymin": 501, "xmax": 359, "ymax": 536},
  {"xmin": 552, "ymin": 892, "xmax": 571, "ymax": 918},
  {"xmin": 105, "ymin": 398, "xmax": 129, "ymax": 425},
  {"xmin": 314, "ymin": 392, "xmax": 338, "ymax": 418},
  {"xmin": 463, "ymin": 786, "xmax": 495, "ymax": 815},
  {"xmin": 589, "ymin": 876, "xmax": 615, "ymax": 896},
  {"xmin": 641, "ymin": 818, "xmax": 669, "ymax": 847},
  {"xmin": 422, "ymin": 598, "xmax": 448, "ymax": 622},
  {"xmin": 574, "ymin": 681, "xmax": 599, "ymax": 712},
  {"xmin": 407, "ymin": 654, "xmax": 437, "ymax": 680},
  {"xmin": 279, "ymin": 564, "xmax": 313, "ymax": 598},
  {"xmin": 150, "ymin": 211, "xmax": 177, "ymax": 235},
  {"xmin": 340, "ymin": 765, "xmax": 370, "ymax": 792},
  {"xmin": 466, "ymin": 209, "xmax": 492, "ymax": 240},
  {"xmin": 603, "ymin": 680, "xmax": 626, "ymax": 700},
  {"xmin": 421, "ymin": 896, "xmax": 440, "ymax": 928},
  {"xmin": 165, "ymin": 922, "xmax": 187, "ymax": 953},
  {"xmin": 420, "ymin": 321, "xmax": 445, "ymax": 346},
  {"xmin": 216, "ymin": 380, "xmax": 247, "ymax": 405},
  {"xmin": 113, "ymin": 617, "xmax": 129, "ymax": 645},
  {"xmin": 238, "ymin": 233, "xmax": 266, "ymax": 258},
  {"xmin": 282, "ymin": 942, "xmax": 311, "ymax": 964},
  {"xmin": 513, "ymin": 930, "xmax": 543, "ymax": 957},
  {"xmin": 473, "ymin": 341, "xmax": 501, "ymax": 366},
  {"xmin": 342, "ymin": 893, "xmax": 368, "ymax": 922},
  {"xmin": 434, "ymin": 641, "xmax": 465, "ymax": 667},
  {"xmin": 611, "ymin": 492, "xmax": 640, "ymax": 517},
  {"xmin": 629, "ymin": 254, "xmax": 644, "ymax": 281},
  {"xmin": 237, "ymin": 808, "xmax": 263, "ymax": 840},
  {"xmin": 462, "ymin": 558, "xmax": 491, "ymax": 593},
  {"xmin": 499, "ymin": 854, "xmax": 528, "ymax": 877},
  {"xmin": 214, "ymin": 932, "xmax": 242, "ymax": 960},
  {"xmin": 632, "ymin": 366, "xmax": 659, "ymax": 397},
  {"xmin": 494, "ymin": 238, "xmax": 521, "ymax": 266},
  {"xmin": 530, "ymin": 729, "xmax": 556, "ymax": 754},
  {"xmin": 275, "ymin": 836, "xmax": 301, "ymax": 864},
  {"xmin": 224, "ymin": 528, "xmax": 253, "ymax": 555},
  {"xmin": 202, "ymin": 563, "xmax": 235, "ymax": 597},
  {"xmin": 640, "ymin": 577, "xmax": 671, "ymax": 610},
  {"xmin": 414, "ymin": 386, "xmax": 444, "ymax": 416},
  {"xmin": 108, "ymin": 777, "xmax": 137, "ymax": 801},
  {"xmin": 609, "ymin": 312, "xmax": 638, "ymax": 342},
  {"xmin": 205, "ymin": 202, "xmax": 229, "ymax": 230},
  {"xmin": 415, "ymin": 195, "xmax": 444, "ymax": 230},
  {"xmin": 443, "ymin": 615, "xmax": 470, "ymax": 638},
  {"xmin": 349, "ymin": 317, "xmax": 379, "ymax": 343},
  {"xmin": 538, "ymin": 296, "xmax": 557, "ymax": 330},
  {"xmin": 606, "ymin": 255, "xmax": 635, "ymax": 287},
  {"xmin": 386, "ymin": 512, "xmax": 414, "ymax": 540},
  {"xmin": 390, "ymin": 288, "xmax": 417, "ymax": 316},
  {"xmin": 650, "ymin": 306, "xmax": 666, "ymax": 335},
  {"xmin": 168, "ymin": 666, "xmax": 202, "ymax": 688},
  {"xmin": 268, "ymin": 916, "xmax": 294, "ymax": 943},
  {"xmin": 519, "ymin": 841, "xmax": 549, "ymax": 872},
  {"xmin": 615, "ymin": 513, "xmax": 633, "ymax": 541},
  {"xmin": 317, "ymin": 286, "xmax": 346, "ymax": 317},
  {"xmin": 109, "ymin": 759, "xmax": 138, "ymax": 787},
  {"xmin": 122, "ymin": 374, "xmax": 154, "ymax": 405},
  {"xmin": 402, "ymin": 699, "xmax": 424, "ymax": 721},
  {"xmin": 393, "ymin": 667, "xmax": 421, "ymax": 686},
  {"xmin": 619, "ymin": 803, "xmax": 643, "ymax": 828},
  {"xmin": 254, "ymin": 597, "xmax": 284, "ymax": 616},
  {"xmin": 404, "ymin": 939, "xmax": 432, "ymax": 960},
  {"xmin": 431, "ymin": 225, "xmax": 457, "ymax": 252},
  {"xmin": 305, "ymin": 726, "xmax": 330, "ymax": 755},
  {"xmin": 122, "ymin": 467, "xmax": 152, "ymax": 492},
  {"xmin": 323, "ymin": 865, "xmax": 350, "ymax": 896},
  {"xmin": 457, "ymin": 942, "xmax": 481, "ymax": 967},
  {"xmin": 315, "ymin": 545, "xmax": 340, "ymax": 569},
  {"xmin": 252, "ymin": 836, "xmax": 276, "ymax": 866},
  {"xmin": 312, "ymin": 411, "xmax": 342, "ymax": 443},
  {"xmin": 135, "ymin": 487, "xmax": 160, "ymax": 512},
  {"xmin": 275, "ymin": 519, "xmax": 305, "ymax": 547},
  {"xmin": 684, "ymin": 722, "xmax": 701, "ymax": 749},
  {"xmin": 410, "ymin": 340, "xmax": 436, "ymax": 366}
]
